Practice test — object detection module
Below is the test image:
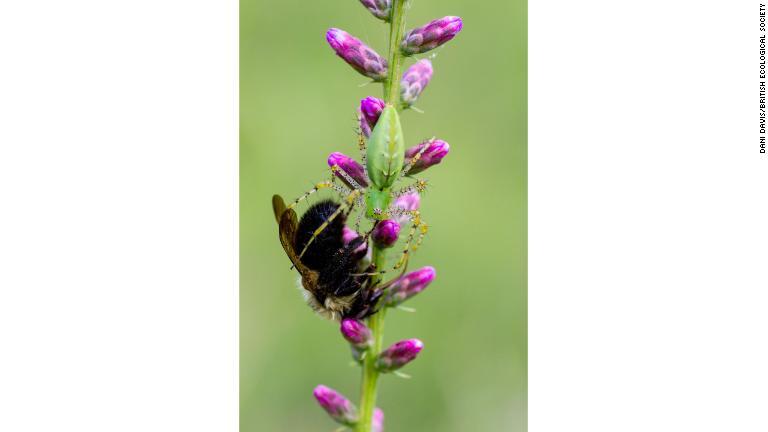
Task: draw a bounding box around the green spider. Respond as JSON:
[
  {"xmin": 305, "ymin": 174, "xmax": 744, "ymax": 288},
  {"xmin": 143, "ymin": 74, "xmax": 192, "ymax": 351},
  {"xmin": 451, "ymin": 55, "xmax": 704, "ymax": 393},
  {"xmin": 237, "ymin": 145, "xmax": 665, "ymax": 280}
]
[{"xmin": 283, "ymin": 105, "xmax": 431, "ymax": 271}]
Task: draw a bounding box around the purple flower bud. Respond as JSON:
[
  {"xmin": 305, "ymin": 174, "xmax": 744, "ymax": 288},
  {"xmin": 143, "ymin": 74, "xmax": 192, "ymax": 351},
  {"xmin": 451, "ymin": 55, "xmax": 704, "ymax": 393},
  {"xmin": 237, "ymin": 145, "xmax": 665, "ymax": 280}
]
[
  {"xmin": 340, "ymin": 318, "xmax": 372, "ymax": 347},
  {"xmin": 359, "ymin": 96, "xmax": 386, "ymax": 137},
  {"xmin": 394, "ymin": 192, "xmax": 420, "ymax": 225},
  {"xmin": 383, "ymin": 266, "xmax": 436, "ymax": 307},
  {"xmin": 375, "ymin": 339, "xmax": 424, "ymax": 373},
  {"xmin": 394, "ymin": 192, "xmax": 420, "ymax": 212},
  {"xmin": 373, "ymin": 408, "xmax": 384, "ymax": 432},
  {"xmin": 327, "ymin": 28, "xmax": 388, "ymax": 81},
  {"xmin": 342, "ymin": 227, "xmax": 368, "ymax": 255},
  {"xmin": 372, "ymin": 219, "xmax": 400, "ymax": 248},
  {"xmin": 313, "ymin": 385, "xmax": 358, "ymax": 425},
  {"xmin": 403, "ymin": 139, "xmax": 449, "ymax": 175},
  {"xmin": 342, "ymin": 226, "xmax": 359, "ymax": 246},
  {"xmin": 400, "ymin": 59, "xmax": 433, "ymax": 107},
  {"xmin": 328, "ymin": 152, "xmax": 369, "ymax": 188},
  {"xmin": 401, "ymin": 16, "xmax": 463, "ymax": 56},
  {"xmin": 359, "ymin": 0, "xmax": 391, "ymax": 21}
]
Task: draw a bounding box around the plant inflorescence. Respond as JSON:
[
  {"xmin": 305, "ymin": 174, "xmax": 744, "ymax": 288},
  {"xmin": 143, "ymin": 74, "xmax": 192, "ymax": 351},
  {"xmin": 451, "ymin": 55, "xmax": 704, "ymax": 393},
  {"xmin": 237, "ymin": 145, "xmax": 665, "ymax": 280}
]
[{"xmin": 272, "ymin": 1, "xmax": 462, "ymax": 430}]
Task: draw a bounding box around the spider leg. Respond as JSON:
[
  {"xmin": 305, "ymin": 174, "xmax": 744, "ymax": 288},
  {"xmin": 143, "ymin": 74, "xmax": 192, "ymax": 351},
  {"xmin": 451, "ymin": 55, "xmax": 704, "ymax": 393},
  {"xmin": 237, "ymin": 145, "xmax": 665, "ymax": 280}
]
[
  {"xmin": 357, "ymin": 128, "xmax": 369, "ymax": 181},
  {"xmin": 354, "ymin": 201, "xmax": 365, "ymax": 232},
  {"xmin": 392, "ymin": 178, "xmax": 429, "ymax": 198},
  {"xmin": 399, "ymin": 136, "xmax": 435, "ymax": 179},
  {"xmin": 392, "ymin": 210, "xmax": 429, "ymax": 271},
  {"xmin": 286, "ymin": 180, "xmax": 334, "ymax": 211},
  {"xmin": 330, "ymin": 163, "xmax": 365, "ymax": 191}
]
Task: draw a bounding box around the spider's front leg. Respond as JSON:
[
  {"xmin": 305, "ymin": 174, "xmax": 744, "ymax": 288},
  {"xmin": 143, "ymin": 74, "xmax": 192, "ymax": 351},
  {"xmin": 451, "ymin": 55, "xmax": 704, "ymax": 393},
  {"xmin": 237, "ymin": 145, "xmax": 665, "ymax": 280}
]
[
  {"xmin": 286, "ymin": 180, "xmax": 334, "ymax": 212},
  {"xmin": 392, "ymin": 178, "xmax": 429, "ymax": 198}
]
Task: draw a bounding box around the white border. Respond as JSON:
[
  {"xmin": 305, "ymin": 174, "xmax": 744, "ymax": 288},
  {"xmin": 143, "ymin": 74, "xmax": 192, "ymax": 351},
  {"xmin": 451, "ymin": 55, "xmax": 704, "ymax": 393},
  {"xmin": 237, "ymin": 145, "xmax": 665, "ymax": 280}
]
[
  {"xmin": 530, "ymin": 1, "xmax": 768, "ymax": 431},
  {"xmin": 0, "ymin": 1, "xmax": 238, "ymax": 430},
  {"xmin": 3, "ymin": 0, "xmax": 768, "ymax": 430}
]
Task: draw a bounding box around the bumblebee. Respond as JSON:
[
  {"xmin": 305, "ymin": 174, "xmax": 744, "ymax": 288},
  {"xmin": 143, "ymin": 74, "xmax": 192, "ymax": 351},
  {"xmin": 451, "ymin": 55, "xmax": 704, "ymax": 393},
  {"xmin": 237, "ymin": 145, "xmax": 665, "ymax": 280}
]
[{"xmin": 272, "ymin": 195, "xmax": 381, "ymax": 320}]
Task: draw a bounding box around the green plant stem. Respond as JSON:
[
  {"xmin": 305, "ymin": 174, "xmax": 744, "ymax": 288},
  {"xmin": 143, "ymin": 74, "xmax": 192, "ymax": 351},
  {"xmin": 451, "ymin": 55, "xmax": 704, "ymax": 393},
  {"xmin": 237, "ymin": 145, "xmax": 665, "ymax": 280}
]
[
  {"xmin": 356, "ymin": 247, "xmax": 387, "ymax": 432},
  {"xmin": 383, "ymin": 0, "xmax": 408, "ymax": 108},
  {"xmin": 356, "ymin": 3, "xmax": 407, "ymax": 431}
]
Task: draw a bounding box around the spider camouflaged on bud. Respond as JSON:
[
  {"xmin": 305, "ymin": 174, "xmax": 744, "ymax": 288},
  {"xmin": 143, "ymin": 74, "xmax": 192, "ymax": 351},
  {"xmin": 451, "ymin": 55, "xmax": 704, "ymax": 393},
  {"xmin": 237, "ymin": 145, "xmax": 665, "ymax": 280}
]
[
  {"xmin": 401, "ymin": 16, "xmax": 463, "ymax": 56},
  {"xmin": 326, "ymin": 28, "xmax": 388, "ymax": 81},
  {"xmin": 313, "ymin": 385, "xmax": 358, "ymax": 426},
  {"xmin": 403, "ymin": 139, "xmax": 449, "ymax": 175},
  {"xmin": 365, "ymin": 105, "xmax": 405, "ymax": 220},
  {"xmin": 375, "ymin": 339, "xmax": 424, "ymax": 373},
  {"xmin": 400, "ymin": 59, "xmax": 433, "ymax": 108}
]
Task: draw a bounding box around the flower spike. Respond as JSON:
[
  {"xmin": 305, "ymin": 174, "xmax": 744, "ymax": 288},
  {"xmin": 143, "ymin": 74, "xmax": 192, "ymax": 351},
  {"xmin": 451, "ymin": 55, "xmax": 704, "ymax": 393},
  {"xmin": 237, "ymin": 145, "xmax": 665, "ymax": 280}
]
[
  {"xmin": 401, "ymin": 16, "xmax": 463, "ymax": 56},
  {"xmin": 326, "ymin": 28, "xmax": 388, "ymax": 81},
  {"xmin": 277, "ymin": 1, "xmax": 464, "ymax": 429}
]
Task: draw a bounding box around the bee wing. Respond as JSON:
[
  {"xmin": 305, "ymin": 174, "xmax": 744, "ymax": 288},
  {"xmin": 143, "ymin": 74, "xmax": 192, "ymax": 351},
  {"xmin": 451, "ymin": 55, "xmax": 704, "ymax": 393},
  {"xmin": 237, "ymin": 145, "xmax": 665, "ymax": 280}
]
[
  {"xmin": 273, "ymin": 195, "xmax": 317, "ymax": 282},
  {"xmin": 272, "ymin": 194, "xmax": 288, "ymax": 224}
]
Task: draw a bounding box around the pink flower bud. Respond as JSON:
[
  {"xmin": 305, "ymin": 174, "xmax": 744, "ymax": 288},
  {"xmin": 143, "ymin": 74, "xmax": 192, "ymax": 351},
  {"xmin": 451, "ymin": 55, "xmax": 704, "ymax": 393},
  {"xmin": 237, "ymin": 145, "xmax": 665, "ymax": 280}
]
[
  {"xmin": 403, "ymin": 139, "xmax": 449, "ymax": 175},
  {"xmin": 313, "ymin": 385, "xmax": 358, "ymax": 425},
  {"xmin": 342, "ymin": 227, "xmax": 368, "ymax": 255},
  {"xmin": 375, "ymin": 339, "xmax": 424, "ymax": 373},
  {"xmin": 372, "ymin": 219, "xmax": 400, "ymax": 248},
  {"xmin": 394, "ymin": 192, "xmax": 421, "ymax": 226},
  {"xmin": 373, "ymin": 408, "xmax": 384, "ymax": 432},
  {"xmin": 359, "ymin": 0, "xmax": 391, "ymax": 21},
  {"xmin": 401, "ymin": 16, "xmax": 463, "ymax": 56},
  {"xmin": 394, "ymin": 192, "xmax": 421, "ymax": 211},
  {"xmin": 340, "ymin": 318, "xmax": 372, "ymax": 347},
  {"xmin": 400, "ymin": 59, "xmax": 433, "ymax": 107},
  {"xmin": 383, "ymin": 266, "xmax": 436, "ymax": 307},
  {"xmin": 359, "ymin": 96, "xmax": 386, "ymax": 137},
  {"xmin": 328, "ymin": 152, "xmax": 369, "ymax": 188},
  {"xmin": 327, "ymin": 28, "xmax": 388, "ymax": 81}
]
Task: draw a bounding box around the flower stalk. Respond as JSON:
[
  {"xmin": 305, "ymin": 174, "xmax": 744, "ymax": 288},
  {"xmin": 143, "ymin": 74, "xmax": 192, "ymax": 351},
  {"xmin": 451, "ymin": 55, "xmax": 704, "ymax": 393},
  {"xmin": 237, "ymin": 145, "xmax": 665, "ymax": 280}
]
[
  {"xmin": 383, "ymin": 0, "xmax": 409, "ymax": 106},
  {"xmin": 355, "ymin": 1, "xmax": 409, "ymax": 429},
  {"xmin": 309, "ymin": 0, "xmax": 460, "ymax": 429},
  {"xmin": 357, "ymin": 246, "xmax": 388, "ymax": 432}
]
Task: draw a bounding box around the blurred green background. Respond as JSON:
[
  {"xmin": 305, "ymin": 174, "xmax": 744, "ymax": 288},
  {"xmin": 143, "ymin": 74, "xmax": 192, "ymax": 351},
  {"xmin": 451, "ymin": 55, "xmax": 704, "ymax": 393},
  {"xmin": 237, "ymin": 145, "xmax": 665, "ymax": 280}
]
[{"xmin": 241, "ymin": 0, "xmax": 526, "ymax": 430}]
